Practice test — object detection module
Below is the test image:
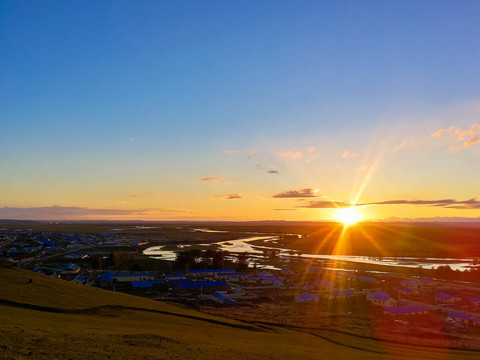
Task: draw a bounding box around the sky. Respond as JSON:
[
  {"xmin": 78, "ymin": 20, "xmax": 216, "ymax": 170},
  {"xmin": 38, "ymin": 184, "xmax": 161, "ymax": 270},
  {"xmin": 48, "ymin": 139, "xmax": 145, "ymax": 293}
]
[{"xmin": 1, "ymin": 0, "xmax": 480, "ymax": 222}]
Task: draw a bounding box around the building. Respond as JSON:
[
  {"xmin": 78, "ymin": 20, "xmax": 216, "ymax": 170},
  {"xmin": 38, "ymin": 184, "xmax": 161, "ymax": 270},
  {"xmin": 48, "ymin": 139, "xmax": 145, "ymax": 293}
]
[
  {"xmin": 400, "ymin": 280, "xmax": 420, "ymax": 289},
  {"xmin": 420, "ymin": 278, "xmax": 436, "ymax": 287},
  {"xmin": 314, "ymin": 279, "xmax": 335, "ymax": 290},
  {"xmin": 131, "ymin": 280, "xmax": 164, "ymax": 289},
  {"xmin": 187, "ymin": 269, "xmax": 236, "ymax": 279},
  {"xmin": 396, "ymin": 286, "xmax": 418, "ymax": 296},
  {"xmin": 296, "ymin": 292, "xmax": 319, "ymax": 303},
  {"xmin": 367, "ymin": 291, "xmax": 397, "ymax": 307},
  {"xmin": 329, "ymin": 289, "xmax": 354, "ymax": 299},
  {"xmin": 54, "ymin": 263, "xmax": 81, "ymax": 276},
  {"xmin": 211, "ymin": 291, "xmax": 236, "ymax": 305},
  {"xmin": 108, "ymin": 272, "xmax": 155, "ymax": 283},
  {"xmin": 383, "ymin": 306, "xmax": 428, "ymax": 316},
  {"xmin": 448, "ymin": 312, "xmax": 480, "ymax": 326},
  {"xmin": 70, "ymin": 275, "xmax": 88, "ymax": 284},
  {"xmin": 435, "ymin": 292, "xmax": 461, "ymax": 303}
]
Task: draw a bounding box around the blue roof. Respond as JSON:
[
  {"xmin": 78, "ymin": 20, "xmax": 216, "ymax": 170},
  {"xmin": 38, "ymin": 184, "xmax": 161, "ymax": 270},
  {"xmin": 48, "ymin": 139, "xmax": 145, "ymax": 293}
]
[
  {"xmin": 131, "ymin": 280, "xmax": 164, "ymax": 288},
  {"xmin": 357, "ymin": 276, "xmax": 376, "ymax": 282},
  {"xmin": 167, "ymin": 278, "xmax": 190, "ymax": 283},
  {"xmin": 370, "ymin": 291, "xmax": 391, "ymax": 301},
  {"xmin": 314, "ymin": 280, "xmax": 334, "ymax": 287},
  {"xmin": 38, "ymin": 239, "xmax": 54, "ymax": 246},
  {"xmin": 436, "ymin": 292, "xmax": 456, "ymax": 299},
  {"xmin": 401, "ymin": 280, "xmax": 418, "ymax": 285},
  {"xmin": 396, "ymin": 286, "xmax": 414, "ymax": 293},
  {"xmin": 212, "ymin": 291, "xmax": 236, "ymax": 304},
  {"xmin": 180, "ymin": 281, "xmax": 227, "ymax": 289},
  {"xmin": 297, "ymin": 292, "xmax": 318, "ymax": 300}
]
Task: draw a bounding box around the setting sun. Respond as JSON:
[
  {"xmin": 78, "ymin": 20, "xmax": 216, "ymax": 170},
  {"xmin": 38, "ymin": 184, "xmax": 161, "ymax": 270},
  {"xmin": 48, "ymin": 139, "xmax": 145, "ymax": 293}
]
[{"xmin": 334, "ymin": 207, "xmax": 363, "ymax": 226}]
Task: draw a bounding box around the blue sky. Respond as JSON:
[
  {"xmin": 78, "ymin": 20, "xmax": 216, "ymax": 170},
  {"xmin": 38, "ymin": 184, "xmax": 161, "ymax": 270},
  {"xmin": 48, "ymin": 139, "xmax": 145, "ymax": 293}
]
[{"xmin": 1, "ymin": 1, "xmax": 480, "ymax": 220}]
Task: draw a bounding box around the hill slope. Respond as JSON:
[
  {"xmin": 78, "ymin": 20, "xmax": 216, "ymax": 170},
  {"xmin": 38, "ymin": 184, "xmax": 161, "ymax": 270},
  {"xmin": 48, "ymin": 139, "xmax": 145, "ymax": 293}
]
[{"xmin": 1, "ymin": 266, "xmax": 479, "ymax": 360}]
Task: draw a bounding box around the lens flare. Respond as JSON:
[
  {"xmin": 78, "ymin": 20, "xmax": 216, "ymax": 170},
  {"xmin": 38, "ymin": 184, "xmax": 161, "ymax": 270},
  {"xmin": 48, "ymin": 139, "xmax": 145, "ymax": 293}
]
[{"xmin": 334, "ymin": 207, "xmax": 362, "ymax": 226}]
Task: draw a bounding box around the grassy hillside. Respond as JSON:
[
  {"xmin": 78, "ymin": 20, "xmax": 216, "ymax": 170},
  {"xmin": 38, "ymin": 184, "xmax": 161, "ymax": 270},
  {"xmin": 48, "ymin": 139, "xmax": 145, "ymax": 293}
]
[{"xmin": 1, "ymin": 267, "xmax": 479, "ymax": 360}]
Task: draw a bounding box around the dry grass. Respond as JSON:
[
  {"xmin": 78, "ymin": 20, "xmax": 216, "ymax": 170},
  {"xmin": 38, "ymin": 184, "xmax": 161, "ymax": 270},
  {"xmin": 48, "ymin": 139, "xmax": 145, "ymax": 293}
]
[{"xmin": 1, "ymin": 267, "xmax": 479, "ymax": 359}]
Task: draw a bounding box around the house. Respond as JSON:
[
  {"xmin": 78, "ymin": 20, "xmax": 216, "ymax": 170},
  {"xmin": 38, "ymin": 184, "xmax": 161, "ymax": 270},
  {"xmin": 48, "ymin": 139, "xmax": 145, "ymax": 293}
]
[
  {"xmin": 131, "ymin": 280, "xmax": 164, "ymax": 288},
  {"xmin": 314, "ymin": 279, "xmax": 335, "ymax": 290},
  {"xmin": 396, "ymin": 286, "xmax": 418, "ymax": 296},
  {"xmin": 187, "ymin": 269, "xmax": 236, "ymax": 279},
  {"xmin": 448, "ymin": 312, "xmax": 480, "ymax": 326},
  {"xmin": 244, "ymin": 275, "xmax": 283, "ymax": 288},
  {"xmin": 296, "ymin": 292, "xmax": 319, "ymax": 303},
  {"xmin": 211, "ymin": 291, "xmax": 236, "ymax": 305},
  {"xmin": 356, "ymin": 276, "xmax": 377, "ymax": 283},
  {"xmin": 329, "ymin": 289, "xmax": 354, "ymax": 299},
  {"xmin": 55, "ymin": 263, "xmax": 81, "ymax": 275},
  {"xmin": 176, "ymin": 281, "xmax": 229, "ymax": 296},
  {"xmin": 367, "ymin": 291, "xmax": 397, "ymax": 307},
  {"xmin": 420, "ymin": 278, "xmax": 436, "ymax": 287},
  {"xmin": 281, "ymin": 268, "xmax": 294, "ymax": 275},
  {"xmin": 165, "ymin": 271, "xmax": 187, "ymax": 281},
  {"xmin": 401, "ymin": 280, "xmax": 420, "ymax": 289},
  {"xmin": 468, "ymin": 297, "xmax": 480, "ymax": 306},
  {"xmin": 70, "ymin": 275, "xmax": 88, "ymax": 284},
  {"xmin": 383, "ymin": 306, "xmax": 428, "ymax": 316},
  {"xmin": 109, "ymin": 272, "xmax": 155, "ymax": 282},
  {"xmin": 435, "ymin": 292, "xmax": 461, "ymax": 303}
]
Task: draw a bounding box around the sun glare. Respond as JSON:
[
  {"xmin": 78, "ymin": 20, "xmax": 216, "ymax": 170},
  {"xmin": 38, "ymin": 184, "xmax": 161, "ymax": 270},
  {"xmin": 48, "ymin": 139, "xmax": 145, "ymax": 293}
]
[{"xmin": 334, "ymin": 207, "xmax": 362, "ymax": 226}]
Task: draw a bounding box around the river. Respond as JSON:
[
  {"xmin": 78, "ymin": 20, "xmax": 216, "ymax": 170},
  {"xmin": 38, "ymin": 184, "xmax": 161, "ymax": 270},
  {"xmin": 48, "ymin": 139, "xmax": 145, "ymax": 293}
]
[{"xmin": 143, "ymin": 235, "xmax": 479, "ymax": 271}]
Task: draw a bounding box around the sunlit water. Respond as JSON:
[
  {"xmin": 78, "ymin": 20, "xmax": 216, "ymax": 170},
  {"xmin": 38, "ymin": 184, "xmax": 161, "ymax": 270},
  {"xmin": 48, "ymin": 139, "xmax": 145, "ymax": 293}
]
[{"xmin": 143, "ymin": 234, "xmax": 479, "ymax": 271}]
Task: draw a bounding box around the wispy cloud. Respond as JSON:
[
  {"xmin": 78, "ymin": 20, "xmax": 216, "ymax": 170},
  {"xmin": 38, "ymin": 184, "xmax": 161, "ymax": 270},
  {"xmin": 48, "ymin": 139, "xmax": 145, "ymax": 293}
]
[
  {"xmin": 276, "ymin": 150, "xmax": 302, "ymax": 159},
  {"xmin": 272, "ymin": 189, "xmax": 319, "ymax": 198},
  {"xmin": 222, "ymin": 150, "xmax": 237, "ymax": 155},
  {"xmin": 0, "ymin": 206, "xmax": 190, "ymax": 220},
  {"xmin": 200, "ymin": 177, "xmax": 221, "ymax": 183},
  {"xmin": 341, "ymin": 150, "xmax": 358, "ymax": 159},
  {"xmin": 129, "ymin": 192, "xmax": 157, "ymax": 198},
  {"xmin": 298, "ymin": 198, "xmax": 480, "ymax": 210},
  {"xmin": 431, "ymin": 123, "xmax": 480, "ymax": 152},
  {"xmin": 267, "ymin": 168, "xmax": 279, "ymax": 174},
  {"xmin": 215, "ymin": 194, "xmax": 243, "ymax": 200},
  {"xmin": 298, "ymin": 200, "xmax": 354, "ymax": 208},
  {"xmin": 365, "ymin": 198, "xmax": 480, "ymax": 209},
  {"xmin": 392, "ymin": 141, "xmax": 407, "ymax": 151},
  {"xmin": 246, "ymin": 150, "xmax": 256, "ymax": 158}
]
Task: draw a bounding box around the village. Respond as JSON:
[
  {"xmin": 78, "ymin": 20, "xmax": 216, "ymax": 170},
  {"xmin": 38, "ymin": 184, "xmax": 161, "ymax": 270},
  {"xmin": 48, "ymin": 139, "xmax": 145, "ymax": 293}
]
[{"xmin": 2, "ymin": 227, "xmax": 480, "ymax": 350}]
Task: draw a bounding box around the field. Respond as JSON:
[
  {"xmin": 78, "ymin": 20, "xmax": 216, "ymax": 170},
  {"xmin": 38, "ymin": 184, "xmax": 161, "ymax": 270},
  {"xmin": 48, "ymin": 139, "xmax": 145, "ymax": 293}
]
[{"xmin": 1, "ymin": 266, "xmax": 480, "ymax": 359}]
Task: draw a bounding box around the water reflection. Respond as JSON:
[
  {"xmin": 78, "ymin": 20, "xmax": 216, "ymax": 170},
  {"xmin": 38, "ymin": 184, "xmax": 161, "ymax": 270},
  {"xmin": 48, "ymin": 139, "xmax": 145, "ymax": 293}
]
[{"xmin": 143, "ymin": 235, "xmax": 478, "ymax": 271}]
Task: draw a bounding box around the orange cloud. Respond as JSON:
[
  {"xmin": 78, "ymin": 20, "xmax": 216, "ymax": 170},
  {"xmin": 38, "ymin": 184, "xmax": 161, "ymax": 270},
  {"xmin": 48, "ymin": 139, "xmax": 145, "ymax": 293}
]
[
  {"xmin": 222, "ymin": 150, "xmax": 237, "ymax": 155},
  {"xmin": 273, "ymin": 189, "xmax": 319, "ymax": 198},
  {"xmin": 392, "ymin": 141, "xmax": 407, "ymax": 151},
  {"xmin": 431, "ymin": 123, "xmax": 480, "ymax": 152},
  {"xmin": 341, "ymin": 150, "xmax": 358, "ymax": 158},
  {"xmin": 200, "ymin": 177, "xmax": 221, "ymax": 183},
  {"xmin": 276, "ymin": 150, "xmax": 302, "ymax": 158},
  {"xmin": 215, "ymin": 194, "xmax": 243, "ymax": 199}
]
